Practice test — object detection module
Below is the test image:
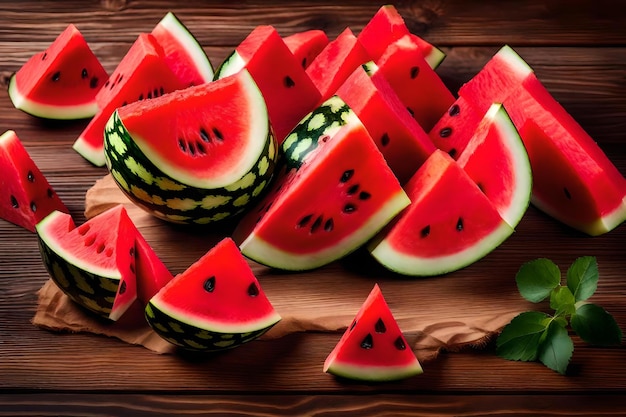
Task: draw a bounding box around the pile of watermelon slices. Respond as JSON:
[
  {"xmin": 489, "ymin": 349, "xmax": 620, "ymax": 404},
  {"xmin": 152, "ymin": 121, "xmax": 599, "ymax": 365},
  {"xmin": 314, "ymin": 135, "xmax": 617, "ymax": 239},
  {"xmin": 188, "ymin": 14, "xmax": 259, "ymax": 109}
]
[{"xmin": 2, "ymin": 5, "xmax": 626, "ymax": 382}]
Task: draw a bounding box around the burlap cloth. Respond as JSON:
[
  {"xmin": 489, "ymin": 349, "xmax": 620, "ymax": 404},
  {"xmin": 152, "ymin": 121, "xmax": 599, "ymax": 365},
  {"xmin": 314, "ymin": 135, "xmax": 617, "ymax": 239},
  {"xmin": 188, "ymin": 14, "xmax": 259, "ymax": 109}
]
[{"xmin": 32, "ymin": 175, "xmax": 525, "ymax": 362}]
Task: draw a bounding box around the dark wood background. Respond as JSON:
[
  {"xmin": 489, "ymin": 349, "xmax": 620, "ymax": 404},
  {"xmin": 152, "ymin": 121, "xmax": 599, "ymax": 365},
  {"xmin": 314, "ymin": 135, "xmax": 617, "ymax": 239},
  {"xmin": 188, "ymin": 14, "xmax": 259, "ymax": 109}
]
[{"xmin": 1, "ymin": 1, "xmax": 625, "ymax": 415}]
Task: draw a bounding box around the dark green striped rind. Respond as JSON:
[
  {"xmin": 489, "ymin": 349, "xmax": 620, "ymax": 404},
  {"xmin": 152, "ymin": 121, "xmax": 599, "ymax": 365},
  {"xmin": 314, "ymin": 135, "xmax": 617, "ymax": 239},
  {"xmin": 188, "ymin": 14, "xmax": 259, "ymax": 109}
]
[
  {"xmin": 280, "ymin": 96, "xmax": 355, "ymax": 170},
  {"xmin": 37, "ymin": 234, "xmax": 120, "ymax": 319},
  {"xmin": 144, "ymin": 301, "xmax": 276, "ymax": 351},
  {"xmin": 104, "ymin": 110, "xmax": 277, "ymax": 224}
]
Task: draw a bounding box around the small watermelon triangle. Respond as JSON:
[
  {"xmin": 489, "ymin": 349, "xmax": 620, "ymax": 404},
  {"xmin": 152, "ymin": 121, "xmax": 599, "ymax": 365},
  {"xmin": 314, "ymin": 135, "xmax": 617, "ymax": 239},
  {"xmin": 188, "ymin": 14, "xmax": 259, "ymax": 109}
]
[{"xmin": 324, "ymin": 284, "xmax": 423, "ymax": 381}]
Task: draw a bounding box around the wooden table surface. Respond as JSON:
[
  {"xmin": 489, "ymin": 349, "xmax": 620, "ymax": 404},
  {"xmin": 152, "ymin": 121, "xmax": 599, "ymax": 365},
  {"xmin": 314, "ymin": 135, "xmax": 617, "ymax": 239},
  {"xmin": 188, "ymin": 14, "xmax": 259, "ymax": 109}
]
[{"xmin": 1, "ymin": 1, "xmax": 625, "ymax": 415}]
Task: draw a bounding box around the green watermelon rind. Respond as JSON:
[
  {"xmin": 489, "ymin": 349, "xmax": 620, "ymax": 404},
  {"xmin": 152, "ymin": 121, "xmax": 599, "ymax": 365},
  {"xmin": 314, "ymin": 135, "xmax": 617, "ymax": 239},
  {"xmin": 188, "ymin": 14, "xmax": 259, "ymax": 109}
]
[
  {"xmin": 8, "ymin": 74, "xmax": 98, "ymax": 120},
  {"xmin": 213, "ymin": 50, "xmax": 247, "ymax": 80},
  {"xmin": 368, "ymin": 220, "xmax": 514, "ymax": 277},
  {"xmin": 104, "ymin": 110, "xmax": 277, "ymax": 224},
  {"xmin": 239, "ymin": 190, "xmax": 411, "ymax": 271},
  {"xmin": 155, "ymin": 12, "xmax": 214, "ymax": 83},
  {"xmin": 145, "ymin": 299, "xmax": 281, "ymax": 351}
]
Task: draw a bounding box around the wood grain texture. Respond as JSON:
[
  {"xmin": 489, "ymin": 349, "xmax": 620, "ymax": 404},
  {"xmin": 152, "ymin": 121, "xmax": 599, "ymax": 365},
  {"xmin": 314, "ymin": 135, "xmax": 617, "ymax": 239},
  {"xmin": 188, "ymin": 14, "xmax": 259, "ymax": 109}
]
[{"xmin": 1, "ymin": 0, "xmax": 625, "ymax": 414}]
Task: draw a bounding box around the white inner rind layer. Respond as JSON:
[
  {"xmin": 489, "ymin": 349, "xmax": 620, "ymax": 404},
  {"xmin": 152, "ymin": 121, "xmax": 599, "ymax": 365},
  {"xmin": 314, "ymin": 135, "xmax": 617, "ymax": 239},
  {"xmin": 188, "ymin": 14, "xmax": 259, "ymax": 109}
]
[
  {"xmin": 240, "ymin": 190, "xmax": 411, "ymax": 271},
  {"xmin": 324, "ymin": 360, "xmax": 423, "ymax": 382},
  {"xmin": 8, "ymin": 74, "xmax": 98, "ymax": 120}
]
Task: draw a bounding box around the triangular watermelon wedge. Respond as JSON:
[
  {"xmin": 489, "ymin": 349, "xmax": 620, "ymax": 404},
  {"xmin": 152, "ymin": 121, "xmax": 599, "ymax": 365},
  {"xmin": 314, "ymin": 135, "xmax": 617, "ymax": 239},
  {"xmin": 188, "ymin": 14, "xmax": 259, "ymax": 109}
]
[
  {"xmin": 283, "ymin": 29, "xmax": 329, "ymax": 69},
  {"xmin": 324, "ymin": 284, "xmax": 423, "ymax": 381}
]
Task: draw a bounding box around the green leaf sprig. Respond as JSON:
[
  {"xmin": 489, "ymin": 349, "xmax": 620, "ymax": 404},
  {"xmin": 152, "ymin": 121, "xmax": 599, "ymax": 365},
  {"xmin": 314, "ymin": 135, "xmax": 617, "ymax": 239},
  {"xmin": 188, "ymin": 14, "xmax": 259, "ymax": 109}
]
[{"xmin": 496, "ymin": 256, "xmax": 622, "ymax": 374}]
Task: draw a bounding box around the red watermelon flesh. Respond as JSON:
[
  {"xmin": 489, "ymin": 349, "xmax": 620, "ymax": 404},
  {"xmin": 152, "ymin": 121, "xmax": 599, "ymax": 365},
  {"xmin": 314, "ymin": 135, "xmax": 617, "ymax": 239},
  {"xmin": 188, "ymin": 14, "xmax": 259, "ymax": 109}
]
[
  {"xmin": 149, "ymin": 237, "xmax": 280, "ymax": 333},
  {"xmin": 233, "ymin": 121, "xmax": 410, "ymax": 271},
  {"xmin": 216, "ymin": 25, "xmax": 321, "ymax": 143},
  {"xmin": 428, "ymin": 95, "xmax": 483, "ymax": 158},
  {"xmin": 36, "ymin": 205, "xmax": 138, "ymax": 321},
  {"xmin": 336, "ymin": 62, "xmax": 436, "ymax": 184},
  {"xmin": 509, "ymin": 75, "xmax": 626, "ymax": 235},
  {"xmin": 0, "ymin": 130, "xmax": 69, "ymax": 232},
  {"xmin": 306, "ymin": 27, "xmax": 370, "ymax": 104},
  {"xmin": 456, "ymin": 103, "xmax": 532, "ymax": 228},
  {"xmin": 357, "ymin": 4, "xmax": 445, "ymax": 69},
  {"xmin": 368, "ymin": 150, "xmax": 514, "ymax": 276},
  {"xmin": 323, "ymin": 284, "xmax": 422, "ymax": 381},
  {"xmin": 8, "ymin": 24, "xmax": 108, "ymax": 120},
  {"xmin": 376, "ymin": 35, "xmax": 455, "ymax": 132},
  {"xmin": 284, "ymin": 29, "xmax": 330, "ymax": 69},
  {"xmin": 151, "ymin": 12, "xmax": 214, "ymax": 85},
  {"xmin": 135, "ymin": 232, "xmax": 174, "ymax": 306}
]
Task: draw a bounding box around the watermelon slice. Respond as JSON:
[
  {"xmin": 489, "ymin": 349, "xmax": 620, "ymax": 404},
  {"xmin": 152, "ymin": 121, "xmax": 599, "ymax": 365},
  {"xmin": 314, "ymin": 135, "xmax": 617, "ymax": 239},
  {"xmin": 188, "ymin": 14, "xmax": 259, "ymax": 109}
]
[
  {"xmin": 283, "ymin": 29, "xmax": 329, "ymax": 69},
  {"xmin": 336, "ymin": 61, "xmax": 436, "ymax": 184},
  {"xmin": 324, "ymin": 284, "xmax": 423, "ymax": 381},
  {"xmin": 104, "ymin": 69, "xmax": 276, "ymax": 224},
  {"xmin": 73, "ymin": 13, "xmax": 213, "ymax": 167},
  {"xmin": 376, "ymin": 35, "xmax": 455, "ymax": 132},
  {"xmin": 135, "ymin": 232, "xmax": 174, "ymax": 306},
  {"xmin": 0, "ymin": 130, "xmax": 69, "ymax": 232},
  {"xmin": 145, "ymin": 237, "xmax": 281, "ymax": 351},
  {"xmin": 8, "ymin": 24, "xmax": 108, "ymax": 120},
  {"xmin": 368, "ymin": 150, "xmax": 514, "ymax": 276},
  {"xmin": 233, "ymin": 119, "xmax": 410, "ymax": 271},
  {"xmin": 357, "ymin": 4, "xmax": 445, "ymax": 69},
  {"xmin": 306, "ymin": 27, "xmax": 370, "ymax": 104},
  {"xmin": 36, "ymin": 205, "xmax": 138, "ymax": 321},
  {"xmin": 215, "ymin": 25, "xmax": 322, "ymax": 142}
]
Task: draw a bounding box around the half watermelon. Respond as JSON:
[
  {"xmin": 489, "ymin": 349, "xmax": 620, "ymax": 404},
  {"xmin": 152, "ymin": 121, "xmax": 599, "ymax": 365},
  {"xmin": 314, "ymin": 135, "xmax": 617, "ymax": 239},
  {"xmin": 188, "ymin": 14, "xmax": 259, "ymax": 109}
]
[
  {"xmin": 8, "ymin": 24, "xmax": 108, "ymax": 120},
  {"xmin": 324, "ymin": 284, "xmax": 423, "ymax": 381},
  {"xmin": 145, "ymin": 237, "xmax": 281, "ymax": 351}
]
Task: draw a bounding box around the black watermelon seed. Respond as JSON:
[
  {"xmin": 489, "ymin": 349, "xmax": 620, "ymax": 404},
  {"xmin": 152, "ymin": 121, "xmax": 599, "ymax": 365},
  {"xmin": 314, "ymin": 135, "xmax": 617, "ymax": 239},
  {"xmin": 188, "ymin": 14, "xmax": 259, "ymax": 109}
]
[
  {"xmin": 10, "ymin": 195, "xmax": 18, "ymax": 209},
  {"xmin": 153, "ymin": 88, "xmax": 159, "ymax": 97},
  {"xmin": 284, "ymin": 76, "xmax": 296, "ymax": 88},
  {"xmin": 360, "ymin": 333, "xmax": 374, "ymax": 349},
  {"xmin": 349, "ymin": 319, "xmax": 357, "ymax": 331},
  {"xmin": 340, "ymin": 169, "xmax": 355, "ymax": 183},
  {"xmin": 407, "ymin": 107, "xmax": 414, "ymax": 116},
  {"xmin": 51, "ymin": 71, "xmax": 61, "ymax": 82},
  {"xmin": 200, "ymin": 128, "xmax": 210, "ymax": 143},
  {"xmin": 358, "ymin": 191, "xmax": 371, "ymax": 200},
  {"xmin": 89, "ymin": 76, "xmax": 99, "ymax": 89},
  {"xmin": 448, "ymin": 148, "xmax": 457, "ymax": 159},
  {"xmin": 129, "ymin": 246, "xmax": 135, "ymax": 257},
  {"xmin": 439, "ymin": 127, "xmax": 453, "ymax": 138},
  {"xmin": 178, "ymin": 139, "xmax": 187, "ymax": 152},
  {"xmin": 41, "ymin": 52, "xmax": 47, "ymax": 60},
  {"xmin": 212, "ymin": 127, "xmax": 224, "ymax": 142},
  {"xmin": 380, "ymin": 133, "xmax": 390, "ymax": 147},
  {"xmin": 456, "ymin": 217, "xmax": 464, "ymax": 231},
  {"xmin": 301, "ymin": 57, "xmax": 307, "ymax": 68},
  {"xmin": 196, "ymin": 141, "xmax": 206, "ymax": 155},
  {"xmin": 477, "ymin": 183, "xmax": 485, "ymax": 193},
  {"xmin": 310, "ymin": 215, "xmax": 323, "ymax": 233},
  {"xmin": 297, "ymin": 214, "xmax": 313, "ymax": 228},
  {"xmin": 138, "ymin": 93, "xmax": 144, "ymax": 100},
  {"xmin": 147, "ymin": 91, "xmax": 152, "ymax": 99},
  {"xmin": 347, "ymin": 184, "xmax": 359, "ymax": 195},
  {"xmin": 375, "ymin": 318, "xmax": 386, "ymax": 333},
  {"xmin": 449, "ymin": 104, "xmax": 461, "ymax": 117},
  {"xmin": 420, "ymin": 225, "xmax": 430, "ymax": 238},
  {"xmin": 204, "ymin": 276, "xmax": 216, "ymax": 292},
  {"xmin": 564, "ymin": 187, "xmax": 572, "ymax": 200},
  {"xmin": 343, "ymin": 203, "xmax": 357, "ymax": 213},
  {"xmin": 188, "ymin": 142, "xmax": 196, "ymax": 156},
  {"xmin": 47, "ymin": 188, "xmax": 54, "ymax": 198},
  {"xmin": 27, "ymin": 170, "xmax": 34, "ymax": 182},
  {"xmin": 30, "ymin": 201, "xmax": 37, "ymax": 212},
  {"xmin": 410, "ymin": 66, "xmax": 420, "ymax": 79},
  {"xmin": 81, "ymin": 68, "xmax": 88, "ymax": 79},
  {"xmin": 160, "ymin": 87, "xmax": 165, "ymax": 96},
  {"xmin": 121, "ymin": 101, "xmax": 127, "ymax": 107},
  {"xmin": 104, "ymin": 80, "xmax": 110, "ymax": 87},
  {"xmin": 129, "ymin": 263, "xmax": 135, "ymax": 274},
  {"xmin": 394, "ymin": 336, "xmax": 407, "ymax": 350},
  {"xmin": 324, "ymin": 218, "xmax": 334, "ymax": 232},
  {"xmin": 119, "ymin": 280, "xmax": 127, "ymax": 295},
  {"xmin": 247, "ymin": 282, "xmax": 259, "ymax": 297}
]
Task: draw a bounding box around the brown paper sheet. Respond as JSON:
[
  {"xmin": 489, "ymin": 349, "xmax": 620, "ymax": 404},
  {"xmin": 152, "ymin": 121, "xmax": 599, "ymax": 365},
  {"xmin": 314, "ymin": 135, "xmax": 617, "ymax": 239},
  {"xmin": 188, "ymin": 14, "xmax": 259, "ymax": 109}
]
[{"xmin": 32, "ymin": 174, "xmax": 525, "ymax": 362}]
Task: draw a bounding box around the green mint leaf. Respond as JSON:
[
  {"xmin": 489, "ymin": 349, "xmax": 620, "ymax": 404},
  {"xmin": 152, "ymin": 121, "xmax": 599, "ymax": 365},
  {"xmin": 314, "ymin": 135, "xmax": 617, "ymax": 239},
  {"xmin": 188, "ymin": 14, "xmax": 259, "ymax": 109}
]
[
  {"xmin": 496, "ymin": 311, "xmax": 551, "ymax": 362},
  {"xmin": 571, "ymin": 303, "xmax": 623, "ymax": 346},
  {"xmin": 550, "ymin": 286, "xmax": 576, "ymax": 317},
  {"xmin": 538, "ymin": 320, "xmax": 574, "ymax": 375},
  {"xmin": 516, "ymin": 258, "xmax": 561, "ymax": 303},
  {"xmin": 566, "ymin": 256, "xmax": 598, "ymax": 302}
]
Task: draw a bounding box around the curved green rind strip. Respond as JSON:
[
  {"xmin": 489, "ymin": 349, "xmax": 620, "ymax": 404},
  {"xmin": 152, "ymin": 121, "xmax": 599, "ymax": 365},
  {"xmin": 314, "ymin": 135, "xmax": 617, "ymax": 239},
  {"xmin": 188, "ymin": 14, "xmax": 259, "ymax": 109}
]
[
  {"xmin": 368, "ymin": 221, "xmax": 515, "ymax": 277},
  {"xmin": 213, "ymin": 50, "xmax": 246, "ymax": 81},
  {"xmin": 145, "ymin": 301, "xmax": 280, "ymax": 352},
  {"xmin": 281, "ymin": 96, "xmax": 357, "ymax": 169},
  {"xmin": 325, "ymin": 361, "xmax": 423, "ymax": 382},
  {"xmin": 104, "ymin": 111, "xmax": 277, "ymax": 224},
  {"xmin": 37, "ymin": 232, "xmax": 118, "ymax": 319}
]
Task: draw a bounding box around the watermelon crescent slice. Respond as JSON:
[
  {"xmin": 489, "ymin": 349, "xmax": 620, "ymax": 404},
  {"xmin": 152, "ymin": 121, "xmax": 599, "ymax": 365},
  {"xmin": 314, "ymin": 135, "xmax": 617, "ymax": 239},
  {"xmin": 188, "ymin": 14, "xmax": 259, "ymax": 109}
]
[{"xmin": 324, "ymin": 284, "xmax": 423, "ymax": 381}]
